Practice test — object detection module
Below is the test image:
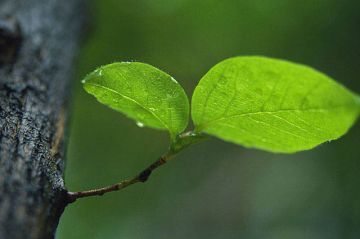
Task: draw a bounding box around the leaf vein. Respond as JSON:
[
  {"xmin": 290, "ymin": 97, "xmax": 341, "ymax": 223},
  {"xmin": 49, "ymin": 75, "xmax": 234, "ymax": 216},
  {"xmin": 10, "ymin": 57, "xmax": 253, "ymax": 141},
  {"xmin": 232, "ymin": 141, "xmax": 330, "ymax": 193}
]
[{"xmin": 85, "ymin": 82, "xmax": 171, "ymax": 131}]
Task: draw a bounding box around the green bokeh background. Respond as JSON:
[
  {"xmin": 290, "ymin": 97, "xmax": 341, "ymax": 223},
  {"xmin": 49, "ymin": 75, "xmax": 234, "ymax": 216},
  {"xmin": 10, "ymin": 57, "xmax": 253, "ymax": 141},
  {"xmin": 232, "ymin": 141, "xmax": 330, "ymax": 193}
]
[{"xmin": 57, "ymin": 0, "xmax": 360, "ymax": 238}]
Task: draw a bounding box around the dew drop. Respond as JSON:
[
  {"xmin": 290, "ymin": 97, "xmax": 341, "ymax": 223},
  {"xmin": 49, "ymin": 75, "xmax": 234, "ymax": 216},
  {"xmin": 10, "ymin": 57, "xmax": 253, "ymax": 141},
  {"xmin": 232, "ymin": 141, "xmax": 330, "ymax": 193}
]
[
  {"xmin": 91, "ymin": 68, "xmax": 103, "ymax": 77},
  {"xmin": 170, "ymin": 77, "xmax": 178, "ymax": 84},
  {"xmin": 136, "ymin": 121, "xmax": 145, "ymax": 128},
  {"xmin": 81, "ymin": 79, "xmax": 86, "ymax": 84}
]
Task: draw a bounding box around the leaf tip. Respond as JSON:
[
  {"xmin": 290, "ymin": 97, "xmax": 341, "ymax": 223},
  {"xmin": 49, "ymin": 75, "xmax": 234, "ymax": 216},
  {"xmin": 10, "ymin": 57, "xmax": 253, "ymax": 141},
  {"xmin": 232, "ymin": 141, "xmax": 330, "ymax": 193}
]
[{"xmin": 81, "ymin": 66, "xmax": 105, "ymax": 85}]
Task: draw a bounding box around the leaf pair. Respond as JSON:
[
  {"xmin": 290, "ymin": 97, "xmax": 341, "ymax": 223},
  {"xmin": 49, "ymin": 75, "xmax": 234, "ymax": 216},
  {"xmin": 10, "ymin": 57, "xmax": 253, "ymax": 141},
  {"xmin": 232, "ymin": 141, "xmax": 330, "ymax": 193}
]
[{"xmin": 82, "ymin": 56, "xmax": 360, "ymax": 153}]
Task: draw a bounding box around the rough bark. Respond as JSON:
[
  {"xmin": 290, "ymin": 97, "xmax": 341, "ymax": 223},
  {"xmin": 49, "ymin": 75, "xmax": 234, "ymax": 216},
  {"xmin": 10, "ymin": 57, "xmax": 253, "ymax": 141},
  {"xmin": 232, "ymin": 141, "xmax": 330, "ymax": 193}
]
[{"xmin": 0, "ymin": 0, "xmax": 85, "ymax": 238}]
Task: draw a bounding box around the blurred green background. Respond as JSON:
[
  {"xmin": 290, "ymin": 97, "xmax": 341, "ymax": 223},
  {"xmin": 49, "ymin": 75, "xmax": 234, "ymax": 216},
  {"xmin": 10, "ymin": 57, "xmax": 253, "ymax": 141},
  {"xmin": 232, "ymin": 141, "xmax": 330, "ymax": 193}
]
[{"xmin": 57, "ymin": 0, "xmax": 360, "ymax": 238}]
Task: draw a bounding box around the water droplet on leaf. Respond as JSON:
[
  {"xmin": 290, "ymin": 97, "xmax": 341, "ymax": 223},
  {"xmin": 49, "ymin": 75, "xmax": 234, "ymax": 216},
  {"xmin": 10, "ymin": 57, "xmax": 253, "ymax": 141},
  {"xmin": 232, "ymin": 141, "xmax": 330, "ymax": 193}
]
[
  {"xmin": 170, "ymin": 77, "xmax": 178, "ymax": 84},
  {"xmin": 136, "ymin": 121, "xmax": 145, "ymax": 128}
]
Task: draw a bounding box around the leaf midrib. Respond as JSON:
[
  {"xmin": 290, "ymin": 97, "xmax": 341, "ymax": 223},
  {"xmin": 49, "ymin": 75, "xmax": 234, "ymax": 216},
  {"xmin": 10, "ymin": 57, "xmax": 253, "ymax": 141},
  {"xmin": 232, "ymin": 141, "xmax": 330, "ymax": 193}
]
[
  {"xmin": 197, "ymin": 105, "xmax": 357, "ymax": 132},
  {"xmin": 85, "ymin": 82, "xmax": 171, "ymax": 132}
]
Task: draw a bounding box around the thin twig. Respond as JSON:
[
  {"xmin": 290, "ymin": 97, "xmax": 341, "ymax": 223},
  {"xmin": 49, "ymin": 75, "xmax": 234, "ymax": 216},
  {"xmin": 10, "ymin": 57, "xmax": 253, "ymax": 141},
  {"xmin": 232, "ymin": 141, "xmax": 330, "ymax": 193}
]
[
  {"xmin": 66, "ymin": 131, "xmax": 209, "ymax": 204},
  {"xmin": 66, "ymin": 152, "xmax": 172, "ymax": 203}
]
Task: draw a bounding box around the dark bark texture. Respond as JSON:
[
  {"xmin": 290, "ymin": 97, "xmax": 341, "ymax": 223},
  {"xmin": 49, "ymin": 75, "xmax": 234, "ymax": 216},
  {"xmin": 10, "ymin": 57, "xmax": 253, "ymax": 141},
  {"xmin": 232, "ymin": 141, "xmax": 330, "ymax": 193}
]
[{"xmin": 0, "ymin": 0, "xmax": 85, "ymax": 238}]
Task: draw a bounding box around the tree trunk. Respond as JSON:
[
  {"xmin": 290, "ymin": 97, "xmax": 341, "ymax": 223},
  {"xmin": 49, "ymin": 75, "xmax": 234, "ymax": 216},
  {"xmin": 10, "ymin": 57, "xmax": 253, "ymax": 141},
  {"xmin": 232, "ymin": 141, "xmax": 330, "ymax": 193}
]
[{"xmin": 0, "ymin": 0, "xmax": 85, "ymax": 238}]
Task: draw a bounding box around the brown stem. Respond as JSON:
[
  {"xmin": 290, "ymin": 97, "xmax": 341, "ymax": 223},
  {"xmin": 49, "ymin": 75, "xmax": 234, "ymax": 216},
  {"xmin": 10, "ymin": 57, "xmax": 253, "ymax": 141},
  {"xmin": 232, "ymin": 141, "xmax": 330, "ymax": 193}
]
[
  {"xmin": 66, "ymin": 152, "xmax": 171, "ymax": 203},
  {"xmin": 66, "ymin": 131, "xmax": 209, "ymax": 204}
]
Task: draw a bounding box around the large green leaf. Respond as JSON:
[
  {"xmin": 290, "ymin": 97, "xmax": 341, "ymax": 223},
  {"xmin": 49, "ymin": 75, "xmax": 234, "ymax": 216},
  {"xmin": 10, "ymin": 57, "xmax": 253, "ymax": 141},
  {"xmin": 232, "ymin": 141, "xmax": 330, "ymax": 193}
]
[
  {"xmin": 192, "ymin": 56, "xmax": 360, "ymax": 153},
  {"xmin": 83, "ymin": 62, "xmax": 189, "ymax": 138}
]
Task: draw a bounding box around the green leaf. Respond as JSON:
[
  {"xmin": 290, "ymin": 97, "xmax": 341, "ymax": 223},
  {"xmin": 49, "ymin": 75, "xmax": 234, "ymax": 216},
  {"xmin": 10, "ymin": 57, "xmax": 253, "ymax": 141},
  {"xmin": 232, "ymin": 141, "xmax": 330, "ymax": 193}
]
[
  {"xmin": 82, "ymin": 62, "xmax": 189, "ymax": 138},
  {"xmin": 192, "ymin": 56, "xmax": 360, "ymax": 153}
]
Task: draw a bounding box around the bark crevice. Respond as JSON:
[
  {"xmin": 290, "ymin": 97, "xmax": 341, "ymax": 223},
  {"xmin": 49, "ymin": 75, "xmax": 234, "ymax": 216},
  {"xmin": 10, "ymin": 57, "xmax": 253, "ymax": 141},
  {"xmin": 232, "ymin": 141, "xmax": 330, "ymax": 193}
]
[{"xmin": 0, "ymin": 0, "xmax": 85, "ymax": 238}]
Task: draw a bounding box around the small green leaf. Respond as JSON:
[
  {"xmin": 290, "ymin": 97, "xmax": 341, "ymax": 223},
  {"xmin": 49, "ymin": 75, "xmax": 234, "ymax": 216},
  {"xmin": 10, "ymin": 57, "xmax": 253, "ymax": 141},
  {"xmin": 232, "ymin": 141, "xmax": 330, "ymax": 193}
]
[
  {"xmin": 192, "ymin": 56, "xmax": 360, "ymax": 153},
  {"xmin": 83, "ymin": 62, "xmax": 189, "ymax": 138}
]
